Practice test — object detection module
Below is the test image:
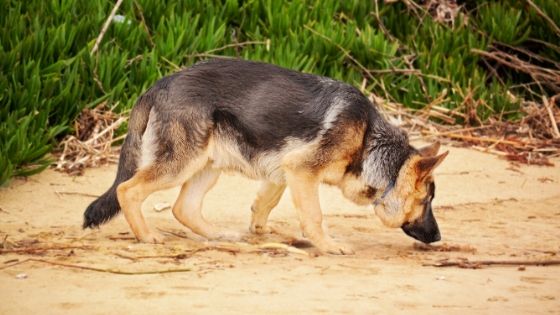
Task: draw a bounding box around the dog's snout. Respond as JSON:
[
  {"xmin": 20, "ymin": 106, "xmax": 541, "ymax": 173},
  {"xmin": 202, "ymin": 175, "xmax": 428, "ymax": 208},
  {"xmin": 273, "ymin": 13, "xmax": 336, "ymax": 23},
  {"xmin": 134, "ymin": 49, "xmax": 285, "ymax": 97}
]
[
  {"xmin": 401, "ymin": 221, "xmax": 440, "ymax": 244},
  {"xmin": 401, "ymin": 204, "xmax": 441, "ymax": 244}
]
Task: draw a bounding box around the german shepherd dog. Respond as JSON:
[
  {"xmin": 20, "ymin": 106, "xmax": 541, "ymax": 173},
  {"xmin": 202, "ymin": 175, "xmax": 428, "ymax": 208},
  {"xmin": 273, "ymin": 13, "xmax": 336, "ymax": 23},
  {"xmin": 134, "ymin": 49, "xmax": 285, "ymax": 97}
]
[{"xmin": 84, "ymin": 59, "xmax": 448, "ymax": 254}]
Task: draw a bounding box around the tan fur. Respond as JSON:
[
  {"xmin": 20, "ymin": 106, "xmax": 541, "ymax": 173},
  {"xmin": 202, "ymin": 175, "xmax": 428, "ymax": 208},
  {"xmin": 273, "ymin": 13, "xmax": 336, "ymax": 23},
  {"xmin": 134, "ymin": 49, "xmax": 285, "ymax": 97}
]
[
  {"xmin": 278, "ymin": 122, "xmax": 366, "ymax": 254},
  {"xmin": 374, "ymin": 152, "xmax": 448, "ymax": 228},
  {"xmin": 339, "ymin": 173, "xmax": 378, "ymax": 205},
  {"xmin": 171, "ymin": 164, "xmax": 239, "ymax": 240},
  {"xmin": 250, "ymin": 182, "xmax": 286, "ymax": 234},
  {"xmin": 117, "ymin": 151, "xmax": 210, "ymax": 243},
  {"xmin": 284, "ymin": 167, "xmax": 354, "ymax": 254}
]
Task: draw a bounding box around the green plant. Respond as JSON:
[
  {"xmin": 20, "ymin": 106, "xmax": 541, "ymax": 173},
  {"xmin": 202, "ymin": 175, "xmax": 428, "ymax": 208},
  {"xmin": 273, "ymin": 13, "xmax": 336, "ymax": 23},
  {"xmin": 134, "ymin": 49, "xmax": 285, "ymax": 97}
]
[{"xmin": 1, "ymin": 0, "xmax": 558, "ymax": 185}]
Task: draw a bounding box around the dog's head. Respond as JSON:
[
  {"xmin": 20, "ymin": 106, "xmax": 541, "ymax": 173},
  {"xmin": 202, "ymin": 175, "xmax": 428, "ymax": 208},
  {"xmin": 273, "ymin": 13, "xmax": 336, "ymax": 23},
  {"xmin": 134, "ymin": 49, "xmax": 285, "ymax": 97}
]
[{"xmin": 373, "ymin": 142, "xmax": 447, "ymax": 243}]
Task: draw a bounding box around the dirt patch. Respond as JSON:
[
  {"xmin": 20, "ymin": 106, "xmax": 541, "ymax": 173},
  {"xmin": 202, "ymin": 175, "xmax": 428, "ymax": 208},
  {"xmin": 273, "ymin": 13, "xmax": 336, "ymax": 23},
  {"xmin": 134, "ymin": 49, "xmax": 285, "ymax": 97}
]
[{"xmin": 1, "ymin": 146, "xmax": 559, "ymax": 314}]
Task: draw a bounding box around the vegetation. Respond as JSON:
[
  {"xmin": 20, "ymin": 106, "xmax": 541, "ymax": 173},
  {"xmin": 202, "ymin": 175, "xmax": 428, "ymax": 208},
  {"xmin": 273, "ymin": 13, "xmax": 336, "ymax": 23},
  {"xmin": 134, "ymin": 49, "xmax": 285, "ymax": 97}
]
[{"xmin": 1, "ymin": 0, "xmax": 559, "ymax": 185}]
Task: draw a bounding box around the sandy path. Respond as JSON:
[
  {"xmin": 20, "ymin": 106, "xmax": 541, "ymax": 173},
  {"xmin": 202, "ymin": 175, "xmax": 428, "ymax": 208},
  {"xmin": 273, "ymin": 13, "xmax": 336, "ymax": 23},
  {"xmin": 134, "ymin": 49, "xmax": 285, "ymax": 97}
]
[{"xmin": 1, "ymin": 145, "xmax": 559, "ymax": 314}]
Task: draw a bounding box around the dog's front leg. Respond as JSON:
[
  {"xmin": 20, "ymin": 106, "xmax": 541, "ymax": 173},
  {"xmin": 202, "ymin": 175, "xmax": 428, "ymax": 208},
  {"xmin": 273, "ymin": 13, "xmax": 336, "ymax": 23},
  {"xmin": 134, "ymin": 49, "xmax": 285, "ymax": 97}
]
[
  {"xmin": 285, "ymin": 169, "xmax": 354, "ymax": 255},
  {"xmin": 250, "ymin": 181, "xmax": 286, "ymax": 234}
]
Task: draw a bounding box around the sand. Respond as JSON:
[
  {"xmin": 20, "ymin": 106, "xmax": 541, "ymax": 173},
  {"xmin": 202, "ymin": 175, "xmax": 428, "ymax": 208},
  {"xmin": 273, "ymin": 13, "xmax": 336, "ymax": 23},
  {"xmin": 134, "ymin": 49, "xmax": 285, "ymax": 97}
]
[{"xmin": 1, "ymin": 145, "xmax": 559, "ymax": 314}]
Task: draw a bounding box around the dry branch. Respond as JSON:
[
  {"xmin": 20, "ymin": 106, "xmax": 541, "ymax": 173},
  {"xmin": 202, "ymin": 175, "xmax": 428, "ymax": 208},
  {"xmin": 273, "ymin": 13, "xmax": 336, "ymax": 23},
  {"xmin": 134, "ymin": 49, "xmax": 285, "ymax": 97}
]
[
  {"xmin": 525, "ymin": 0, "xmax": 560, "ymax": 37},
  {"xmin": 3, "ymin": 258, "xmax": 192, "ymax": 275},
  {"xmin": 472, "ymin": 48, "xmax": 560, "ymax": 93},
  {"xmin": 413, "ymin": 242, "xmax": 477, "ymax": 253},
  {"xmin": 543, "ymin": 96, "xmax": 560, "ymax": 138},
  {"xmin": 114, "ymin": 253, "xmax": 192, "ymax": 261},
  {"xmin": 0, "ymin": 245, "xmax": 93, "ymax": 254},
  {"xmin": 91, "ymin": 0, "xmax": 125, "ymax": 55},
  {"xmin": 375, "ymin": 91, "xmax": 560, "ymax": 166},
  {"xmin": 55, "ymin": 191, "xmax": 100, "ymax": 198},
  {"xmin": 186, "ymin": 41, "xmax": 268, "ymax": 60},
  {"xmin": 426, "ymin": 258, "xmax": 560, "ymax": 269}
]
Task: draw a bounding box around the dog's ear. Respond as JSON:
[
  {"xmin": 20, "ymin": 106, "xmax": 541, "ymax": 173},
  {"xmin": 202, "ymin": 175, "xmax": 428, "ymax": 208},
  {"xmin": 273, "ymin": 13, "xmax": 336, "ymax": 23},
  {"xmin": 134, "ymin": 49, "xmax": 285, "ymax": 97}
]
[
  {"xmin": 415, "ymin": 151, "xmax": 448, "ymax": 183},
  {"xmin": 417, "ymin": 142, "xmax": 440, "ymax": 157}
]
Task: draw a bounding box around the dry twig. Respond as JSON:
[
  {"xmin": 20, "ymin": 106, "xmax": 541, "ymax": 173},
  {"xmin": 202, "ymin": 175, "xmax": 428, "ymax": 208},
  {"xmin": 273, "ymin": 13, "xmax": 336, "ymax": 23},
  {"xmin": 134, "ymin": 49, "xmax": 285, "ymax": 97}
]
[
  {"xmin": 413, "ymin": 242, "xmax": 477, "ymax": 253},
  {"xmin": 375, "ymin": 91, "xmax": 560, "ymax": 166},
  {"xmin": 55, "ymin": 191, "xmax": 100, "ymax": 198},
  {"xmin": 0, "ymin": 245, "xmax": 93, "ymax": 254},
  {"xmin": 525, "ymin": 0, "xmax": 560, "ymax": 37},
  {"xmin": 91, "ymin": 0, "xmax": 125, "ymax": 55},
  {"xmin": 54, "ymin": 103, "xmax": 126, "ymax": 175},
  {"xmin": 472, "ymin": 48, "xmax": 560, "ymax": 93},
  {"xmin": 186, "ymin": 41, "xmax": 268, "ymax": 60},
  {"xmin": 426, "ymin": 258, "xmax": 560, "ymax": 269},
  {"xmin": 2, "ymin": 258, "xmax": 192, "ymax": 275}
]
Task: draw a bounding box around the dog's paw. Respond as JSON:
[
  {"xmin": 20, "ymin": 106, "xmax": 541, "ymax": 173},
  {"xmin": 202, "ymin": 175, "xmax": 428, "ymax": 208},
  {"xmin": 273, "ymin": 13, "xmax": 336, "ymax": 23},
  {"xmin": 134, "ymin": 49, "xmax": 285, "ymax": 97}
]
[
  {"xmin": 318, "ymin": 241, "xmax": 355, "ymax": 255},
  {"xmin": 138, "ymin": 231, "xmax": 165, "ymax": 244},
  {"xmin": 249, "ymin": 223, "xmax": 271, "ymax": 235}
]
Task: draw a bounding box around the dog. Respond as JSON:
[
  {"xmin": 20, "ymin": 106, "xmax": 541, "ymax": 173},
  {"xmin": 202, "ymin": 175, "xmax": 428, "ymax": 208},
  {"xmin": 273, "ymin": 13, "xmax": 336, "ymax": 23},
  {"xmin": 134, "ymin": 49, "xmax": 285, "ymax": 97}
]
[{"xmin": 83, "ymin": 58, "xmax": 448, "ymax": 254}]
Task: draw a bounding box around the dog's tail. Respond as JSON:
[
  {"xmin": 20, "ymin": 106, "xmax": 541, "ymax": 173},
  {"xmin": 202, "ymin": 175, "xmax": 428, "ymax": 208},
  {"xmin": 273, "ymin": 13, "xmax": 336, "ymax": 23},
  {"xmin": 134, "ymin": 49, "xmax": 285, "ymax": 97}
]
[{"xmin": 83, "ymin": 95, "xmax": 154, "ymax": 229}]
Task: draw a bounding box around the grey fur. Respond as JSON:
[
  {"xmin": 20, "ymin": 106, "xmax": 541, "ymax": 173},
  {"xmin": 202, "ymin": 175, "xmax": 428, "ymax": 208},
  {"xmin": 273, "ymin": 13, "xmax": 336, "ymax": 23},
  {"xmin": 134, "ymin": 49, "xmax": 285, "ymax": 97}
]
[{"xmin": 362, "ymin": 118, "xmax": 414, "ymax": 188}]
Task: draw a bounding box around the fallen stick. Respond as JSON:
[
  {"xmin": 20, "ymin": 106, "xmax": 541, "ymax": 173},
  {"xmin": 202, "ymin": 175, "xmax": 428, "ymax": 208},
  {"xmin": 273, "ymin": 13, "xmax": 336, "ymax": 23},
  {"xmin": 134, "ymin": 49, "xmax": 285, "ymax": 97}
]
[
  {"xmin": 256, "ymin": 242, "xmax": 309, "ymax": 256},
  {"xmin": 84, "ymin": 117, "xmax": 126, "ymax": 145},
  {"xmin": 421, "ymin": 125, "xmax": 492, "ymax": 137},
  {"xmin": 55, "ymin": 191, "xmax": 100, "ymax": 198},
  {"xmin": 0, "ymin": 245, "xmax": 94, "ymax": 254},
  {"xmin": 425, "ymin": 258, "xmax": 560, "ymax": 269},
  {"xmin": 157, "ymin": 228, "xmax": 190, "ymax": 239},
  {"xmin": 424, "ymin": 131, "xmax": 527, "ymax": 147},
  {"xmin": 543, "ymin": 96, "xmax": 560, "ymax": 139},
  {"xmin": 3, "ymin": 258, "xmax": 192, "ymax": 275},
  {"xmin": 413, "ymin": 242, "xmax": 477, "ymax": 254},
  {"xmin": 114, "ymin": 252, "xmax": 191, "ymax": 261},
  {"xmin": 0, "ymin": 259, "xmax": 30, "ymax": 270},
  {"xmin": 525, "ymin": 0, "xmax": 560, "ymax": 37},
  {"xmin": 91, "ymin": 0, "xmax": 125, "ymax": 55},
  {"xmin": 186, "ymin": 40, "xmax": 268, "ymax": 59}
]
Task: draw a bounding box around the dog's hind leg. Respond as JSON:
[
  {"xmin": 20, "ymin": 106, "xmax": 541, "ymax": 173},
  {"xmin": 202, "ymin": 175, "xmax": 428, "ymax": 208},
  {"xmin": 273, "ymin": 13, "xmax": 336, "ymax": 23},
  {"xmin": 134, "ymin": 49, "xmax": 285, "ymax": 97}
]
[
  {"xmin": 285, "ymin": 169, "xmax": 354, "ymax": 255},
  {"xmin": 116, "ymin": 154, "xmax": 208, "ymax": 243},
  {"xmin": 172, "ymin": 164, "xmax": 240, "ymax": 241},
  {"xmin": 249, "ymin": 181, "xmax": 286, "ymax": 234},
  {"xmin": 116, "ymin": 171, "xmax": 167, "ymax": 244}
]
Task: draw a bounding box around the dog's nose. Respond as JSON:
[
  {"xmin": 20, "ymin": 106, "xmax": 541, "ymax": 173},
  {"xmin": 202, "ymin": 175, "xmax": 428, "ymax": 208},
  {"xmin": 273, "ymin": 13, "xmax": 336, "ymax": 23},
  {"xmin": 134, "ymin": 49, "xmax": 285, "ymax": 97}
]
[{"xmin": 401, "ymin": 220, "xmax": 441, "ymax": 244}]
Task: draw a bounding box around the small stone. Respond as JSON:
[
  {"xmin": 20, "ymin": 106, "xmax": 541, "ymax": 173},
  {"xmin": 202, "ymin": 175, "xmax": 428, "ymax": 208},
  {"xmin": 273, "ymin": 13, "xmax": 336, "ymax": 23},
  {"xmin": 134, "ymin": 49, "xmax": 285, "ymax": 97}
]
[
  {"xmin": 153, "ymin": 202, "xmax": 171, "ymax": 212},
  {"xmin": 517, "ymin": 265, "xmax": 526, "ymax": 271},
  {"xmin": 15, "ymin": 273, "xmax": 27, "ymax": 280}
]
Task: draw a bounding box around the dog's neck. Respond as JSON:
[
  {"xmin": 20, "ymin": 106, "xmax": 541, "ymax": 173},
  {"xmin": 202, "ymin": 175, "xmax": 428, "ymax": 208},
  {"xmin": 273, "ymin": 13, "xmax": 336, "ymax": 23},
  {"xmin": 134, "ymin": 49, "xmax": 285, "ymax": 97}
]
[{"xmin": 360, "ymin": 116, "xmax": 414, "ymax": 190}]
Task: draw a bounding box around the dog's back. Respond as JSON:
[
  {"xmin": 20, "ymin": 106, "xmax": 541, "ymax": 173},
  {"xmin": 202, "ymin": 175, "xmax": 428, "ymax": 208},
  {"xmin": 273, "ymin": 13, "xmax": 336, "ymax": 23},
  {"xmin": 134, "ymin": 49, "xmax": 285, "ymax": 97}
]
[
  {"xmin": 173, "ymin": 58, "xmax": 374, "ymax": 144},
  {"xmin": 143, "ymin": 59, "xmax": 376, "ymax": 180}
]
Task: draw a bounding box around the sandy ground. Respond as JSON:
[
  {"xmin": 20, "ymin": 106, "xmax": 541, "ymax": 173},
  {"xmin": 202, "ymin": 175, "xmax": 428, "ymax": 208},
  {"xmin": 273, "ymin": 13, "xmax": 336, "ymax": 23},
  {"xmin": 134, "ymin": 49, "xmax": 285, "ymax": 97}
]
[{"xmin": 1, "ymin": 145, "xmax": 559, "ymax": 314}]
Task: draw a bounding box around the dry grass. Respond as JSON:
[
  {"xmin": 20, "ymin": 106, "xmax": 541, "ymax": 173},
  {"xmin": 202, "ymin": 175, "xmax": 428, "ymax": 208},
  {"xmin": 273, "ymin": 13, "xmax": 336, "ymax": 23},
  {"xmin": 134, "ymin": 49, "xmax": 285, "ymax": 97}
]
[
  {"xmin": 53, "ymin": 103, "xmax": 126, "ymax": 175},
  {"xmin": 376, "ymin": 94, "xmax": 560, "ymax": 166}
]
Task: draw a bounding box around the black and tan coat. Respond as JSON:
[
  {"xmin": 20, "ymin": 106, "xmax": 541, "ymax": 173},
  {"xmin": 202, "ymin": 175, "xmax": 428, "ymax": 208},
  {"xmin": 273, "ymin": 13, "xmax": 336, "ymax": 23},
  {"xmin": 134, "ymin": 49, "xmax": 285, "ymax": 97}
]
[{"xmin": 84, "ymin": 59, "xmax": 447, "ymax": 254}]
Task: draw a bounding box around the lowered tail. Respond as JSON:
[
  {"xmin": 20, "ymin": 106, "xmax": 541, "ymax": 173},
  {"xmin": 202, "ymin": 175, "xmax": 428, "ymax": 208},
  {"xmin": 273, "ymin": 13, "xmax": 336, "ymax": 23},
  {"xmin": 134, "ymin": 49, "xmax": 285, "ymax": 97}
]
[{"xmin": 83, "ymin": 96, "xmax": 153, "ymax": 228}]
